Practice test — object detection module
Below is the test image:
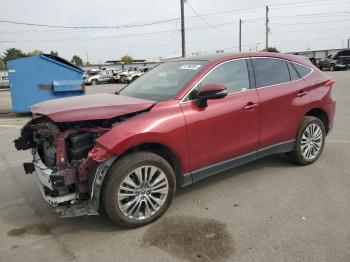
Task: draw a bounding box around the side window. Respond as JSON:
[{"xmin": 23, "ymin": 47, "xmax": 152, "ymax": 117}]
[
  {"xmin": 287, "ymin": 62, "xmax": 300, "ymax": 81},
  {"xmin": 253, "ymin": 58, "xmax": 290, "ymax": 88},
  {"xmin": 199, "ymin": 59, "xmax": 250, "ymax": 94},
  {"xmin": 292, "ymin": 63, "xmax": 312, "ymax": 78}
]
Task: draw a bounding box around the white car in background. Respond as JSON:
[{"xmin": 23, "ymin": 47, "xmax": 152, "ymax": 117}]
[
  {"xmin": 0, "ymin": 75, "xmax": 9, "ymax": 89},
  {"xmin": 119, "ymin": 67, "xmax": 150, "ymax": 83},
  {"xmin": 84, "ymin": 69, "xmax": 114, "ymax": 85}
]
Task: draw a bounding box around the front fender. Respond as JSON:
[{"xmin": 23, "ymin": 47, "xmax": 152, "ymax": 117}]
[{"xmin": 95, "ymin": 101, "xmax": 191, "ymax": 173}]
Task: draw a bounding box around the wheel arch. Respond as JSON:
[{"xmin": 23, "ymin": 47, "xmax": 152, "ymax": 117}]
[
  {"xmin": 117, "ymin": 142, "xmax": 184, "ymax": 187},
  {"xmin": 305, "ymin": 108, "xmax": 329, "ymax": 134}
]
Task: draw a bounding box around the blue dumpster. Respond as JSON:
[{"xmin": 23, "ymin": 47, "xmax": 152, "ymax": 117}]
[{"xmin": 7, "ymin": 54, "xmax": 85, "ymax": 113}]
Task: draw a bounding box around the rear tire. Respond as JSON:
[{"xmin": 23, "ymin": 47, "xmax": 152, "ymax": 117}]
[
  {"xmin": 329, "ymin": 64, "xmax": 335, "ymax": 71},
  {"xmin": 102, "ymin": 151, "xmax": 176, "ymax": 228},
  {"xmin": 288, "ymin": 116, "xmax": 326, "ymax": 165}
]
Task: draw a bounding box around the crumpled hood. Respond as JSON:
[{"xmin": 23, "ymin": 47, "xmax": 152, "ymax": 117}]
[{"xmin": 31, "ymin": 93, "xmax": 156, "ymax": 122}]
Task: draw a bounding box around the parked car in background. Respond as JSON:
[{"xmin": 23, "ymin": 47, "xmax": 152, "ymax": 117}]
[
  {"xmin": 319, "ymin": 49, "xmax": 350, "ymax": 71},
  {"xmin": 111, "ymin": 69, "xmax": 123, "ymax": 83},
  {"xmin": 15, "ymin": 52, "xmax": 335, "ymax": 228},
  {"xmin": 117, "ymin": 68, "xmax": 138, "ymax": 83},
  {"xmin": 0, "ymin": 75, "xmax": 9, "ymax": 89},
  {"xmin": 118, "ymin": 67, "xmax": 150, "ymax": 83},
  {"xmin": 307, "ymin": 57, "xmax": 317, "ymax": 66},
  {"xmin": 84, "ymin": 69, "xmax": 114, "ymax": 85},
  {"xmin": 124, "ymin": 67, "xmax": 150, "ymax": 83}
]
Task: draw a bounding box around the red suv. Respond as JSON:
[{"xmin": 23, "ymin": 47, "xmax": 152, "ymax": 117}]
[{"xmin": 15, "ymin": 52, "xmax": 336, "ymax": 227}]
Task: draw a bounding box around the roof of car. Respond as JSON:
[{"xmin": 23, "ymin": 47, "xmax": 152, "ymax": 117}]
[
  {"xmin": 176, "ymin": 52, "xmax": 239, "ymax": 61},
  {"xmin": 174, "ymin": 51, "xmax": 312, "ymax": 67}
]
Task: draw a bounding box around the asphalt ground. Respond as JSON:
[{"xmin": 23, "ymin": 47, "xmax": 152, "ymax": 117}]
[{"xmin": 0, "ymin": 72, "xmax": 349, "ymax": 262}]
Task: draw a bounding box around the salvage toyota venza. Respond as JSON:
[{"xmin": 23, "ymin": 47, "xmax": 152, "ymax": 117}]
[{"xmin": 15, "ymin": 53, "xmax": 336, "ymax": 228}]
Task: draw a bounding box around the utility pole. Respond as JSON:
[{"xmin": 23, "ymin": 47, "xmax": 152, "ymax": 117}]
[
  {"xmin": 348, "ymin": 38, "xmax": 350, "ymax": 48},
  {"xmin": 180, "ymin": 0, "xmax": 186, "ymax": 57},
  {"xmin": 239, "ymin": 19, "xmax": 242, "ymax": 52},
  {"xmin": 265, "ymin": 5, "xmax": 269, "ymax": 52}
]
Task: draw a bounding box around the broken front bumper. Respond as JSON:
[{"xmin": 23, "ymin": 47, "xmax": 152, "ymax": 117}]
[
  {"xmin": 33, "ymin": 151, "xmax": 77, "ymax": 207},
  {"xmin": 32, "ymin": 150, "xmax": 117, "ymax": 217}
]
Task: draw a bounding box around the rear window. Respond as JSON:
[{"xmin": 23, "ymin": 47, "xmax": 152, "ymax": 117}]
[
  {"xmin": 292, "ymin": 63, "xmax": 312, "ymax": 78},
  {"xmin": 252, "ymin": 58, "xmax": 290, "ymax": 88}
]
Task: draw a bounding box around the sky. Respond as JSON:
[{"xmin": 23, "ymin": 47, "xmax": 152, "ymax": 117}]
[{"xmin": 0, "ymin": 0, "xmax": 349, "ymax": 63}]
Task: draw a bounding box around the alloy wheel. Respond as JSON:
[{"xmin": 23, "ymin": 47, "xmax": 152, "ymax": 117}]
[
  {"xmin": 300, "ymin": 123, "xmax": 323, "ymax": 160},
  {"xmin": 117, "ymin": 165, "xmax": 169, "ymax": 220}
]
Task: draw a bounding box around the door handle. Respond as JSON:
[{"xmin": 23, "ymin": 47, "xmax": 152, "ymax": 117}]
[
  {"xmin": 296, "ymin": 90, "xmax": 307, "ymax": 97},
  {"xmin": 243, "ymin": 102, "xmax": 258, "ymax": 110}
]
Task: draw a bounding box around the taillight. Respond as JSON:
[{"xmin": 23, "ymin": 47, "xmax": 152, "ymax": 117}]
[
  {"xmin": 324, "ymin": 79, "xmax": 335, "ymax": 100},
  {"xmin": 324, "ymin": 79, "xmax": 335, "ymax": 87}
]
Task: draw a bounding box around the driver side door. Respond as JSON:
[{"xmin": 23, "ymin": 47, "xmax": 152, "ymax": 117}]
[{"xmin": 180, "ymin": 59, "xmax": 260, "ymax": 182}]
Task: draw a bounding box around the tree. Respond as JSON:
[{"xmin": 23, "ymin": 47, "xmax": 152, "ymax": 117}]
[
  {"xmin": 26, "ymin": 50, "xmax": 43, "ymax": 56},
  {"xmin": 267, "ymin": 47, "xmax": 280, "ymax": 53},
  {"xmin": 0, "ymin": 57, "xmax": 5, "ymax": 70},
  {"xmin": 2, "ymin": 48, "xmax": 27, "ymax": 64},
  {"xmin": 71, "ymin": 55, "xmax": 83, "ymax": 66},
  {"xmin": 120, "ymin": 55, "xmax": 133, "ymax": 64},
  {"xmin": 50, "ymin": 51, "xmax": 59, "ymax": 56}
]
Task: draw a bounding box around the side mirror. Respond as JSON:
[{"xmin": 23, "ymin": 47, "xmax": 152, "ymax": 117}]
[{"xmin": 196, "ymin": 84, "xmax": 227, "ymax": 108}]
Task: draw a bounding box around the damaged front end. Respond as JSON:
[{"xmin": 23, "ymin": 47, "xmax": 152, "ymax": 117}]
[{"xmin": 14, "ymin": 116, "xmax": 119, "ymax": 217}]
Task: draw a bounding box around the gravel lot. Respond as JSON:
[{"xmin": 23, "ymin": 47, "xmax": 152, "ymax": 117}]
[{"xmin": 0, "ymin": 72, "xmax": 349, "ymax": 262}]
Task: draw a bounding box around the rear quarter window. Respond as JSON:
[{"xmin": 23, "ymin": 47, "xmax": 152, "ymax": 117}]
[
  {"xmin": 252, "ymin": 58, "xmax": 290, "ymax": 88},
  {"xmin": 287, "ymin": 62, "xmax": 300, "ymax": 81},
  {"xmin": 292, "ymin": 63, "xmax": 312, "ymax": 78}
]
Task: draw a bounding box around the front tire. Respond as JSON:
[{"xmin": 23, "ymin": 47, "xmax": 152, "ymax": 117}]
[
  {"xmin": 102, "ymin": 152, "xmax": 176, "ymax": 228},
  {"xmin": 288, "ymin": 116, "xmax": 326, "ymax": 165},
  {"xmin": 91, "ymin": 79, "xmax": 98, "ymax": 86}
]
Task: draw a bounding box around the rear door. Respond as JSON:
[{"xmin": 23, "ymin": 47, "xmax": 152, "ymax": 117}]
[
  {"xmin": 180, "ymin": 59, "xmax": 260, "ymax": 177},
  {"xmin": 252, "ymin": 57, "xmax": 312, "ymax": 150}
]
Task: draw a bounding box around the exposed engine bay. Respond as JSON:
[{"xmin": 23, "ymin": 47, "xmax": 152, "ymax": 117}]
[{"xmin": 14, "ymin": 111, "xmax": 146, "ymax": 217}]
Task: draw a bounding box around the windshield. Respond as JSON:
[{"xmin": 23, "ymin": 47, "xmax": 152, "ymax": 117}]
[
  {"xmin": 120, "ymin": 60, "xmax": 208, "ymax": 101},
  {"xmin": 87, "ymin": 70, "xmax": 100, "ymax": 76}
]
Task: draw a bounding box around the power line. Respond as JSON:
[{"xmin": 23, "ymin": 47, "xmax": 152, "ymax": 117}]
[
  {"xmin": 270, "ymin": 18, "xmax": 350, "ymax": 26},
  {"xmin": 243, "ymin": 22, "xmax": 264, "ymax": 34},
  {"xmin": 272, "ymin": 26, "xmax": 350, "ymax": 34},
  {"xmin": 270, "ymin": 0, "xmax": 350, "ymax": 8},
  {"xmin": 0, "ymin": 6, "xmax": 260, "ymax": 30},
  {"xmin": 2, "ymin": 12, "xmax": 348, "ymax": 35},
  {"xmin": 184, "ymin": 0, "xmax": 224, "ymax": 31},
  {"xmin": 0, "ymin": 0, "xmax": 349, "ymax": 32},
  {"xmin": 272, "ymin": 11, "xmax": 350, "ymax": 19},
  {"xmin": 0, "ymin": 22, "xmax": 236, "ymax": 43},
  {"xmin": 62, "ymin": 36, "xmax": 236, "ymax": 52},
  {"xmin": 246, "ymin": 17, "xmax": 350, "ymax": 25},
  {"xmin": 0, "ymin": 18, "xmax": 179, "ymax": 29},
  {"xmin": 186, "ymin": 0, "xmax": 350, "ymax": 20}
]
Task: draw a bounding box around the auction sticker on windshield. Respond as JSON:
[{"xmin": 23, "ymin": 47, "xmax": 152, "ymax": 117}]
[{"xmin": 179, "ymin": 64, "xmax": 202, "ymax": 70}]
